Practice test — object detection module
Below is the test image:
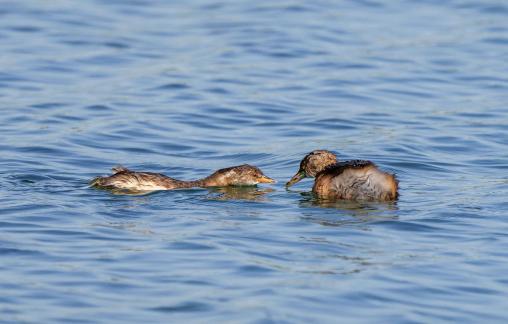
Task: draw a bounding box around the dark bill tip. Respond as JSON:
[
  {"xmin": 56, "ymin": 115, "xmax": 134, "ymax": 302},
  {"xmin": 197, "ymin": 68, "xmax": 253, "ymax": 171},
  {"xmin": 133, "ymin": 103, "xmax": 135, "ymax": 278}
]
[{"xmin": 285, "ymin": 171, "xmax": 306, "ymax": 187}]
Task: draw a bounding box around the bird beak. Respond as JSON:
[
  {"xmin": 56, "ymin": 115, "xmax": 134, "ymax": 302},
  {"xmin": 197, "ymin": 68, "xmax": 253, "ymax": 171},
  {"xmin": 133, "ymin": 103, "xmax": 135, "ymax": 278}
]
[
  {"xmin": 285, "ymin": 171, "xmax": 306, "ymax": 187},
  {"xmin": 257, "ymin": 175, "xmax": 275, "ymax": 184}
]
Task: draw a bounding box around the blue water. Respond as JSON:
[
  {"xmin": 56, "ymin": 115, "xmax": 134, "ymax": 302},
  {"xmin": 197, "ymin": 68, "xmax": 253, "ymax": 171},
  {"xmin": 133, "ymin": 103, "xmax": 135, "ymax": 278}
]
[{"xmin": 1, "ymin": 0, "xmax": 508, "ymax": 322}]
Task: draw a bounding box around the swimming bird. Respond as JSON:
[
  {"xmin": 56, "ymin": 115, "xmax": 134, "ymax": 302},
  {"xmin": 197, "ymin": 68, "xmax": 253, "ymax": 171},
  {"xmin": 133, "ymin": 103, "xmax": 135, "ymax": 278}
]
[
  {"xmin": 286, "ymin": 150, "xmax": 398, "ymax": 201},
  {"xmin": 91, "ymin": 164, "xmax": 274, "ymax": 193}
]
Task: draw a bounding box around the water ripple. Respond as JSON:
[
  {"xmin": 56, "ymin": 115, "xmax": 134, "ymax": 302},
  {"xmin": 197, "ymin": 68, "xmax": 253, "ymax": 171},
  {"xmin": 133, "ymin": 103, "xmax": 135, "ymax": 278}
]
[{"xmin": 0, "ymin": 0, "xmax": 507, "ymax": 322}]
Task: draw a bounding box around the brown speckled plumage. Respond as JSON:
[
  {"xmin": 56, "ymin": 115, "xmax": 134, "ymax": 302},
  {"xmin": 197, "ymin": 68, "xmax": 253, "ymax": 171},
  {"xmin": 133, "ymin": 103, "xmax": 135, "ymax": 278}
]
[
  {"xmin": 286, "ymin": 150, "xmax": 398, "ymax": 201},
  {"xmin": 298, "ymin": 150, "xmax": 337, "ymax": 177},
  {"xmin": 91, "ymin": 164, "xmax": 274, "ymax": 193}
]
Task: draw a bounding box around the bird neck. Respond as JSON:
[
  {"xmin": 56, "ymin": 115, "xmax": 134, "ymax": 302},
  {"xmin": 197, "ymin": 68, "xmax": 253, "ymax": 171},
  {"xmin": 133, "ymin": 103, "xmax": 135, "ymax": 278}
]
[
  {"xmin": 198, "ymin": 174, "xmax": 228, "ymax": 187},
  {"xmin": 175, "ymin": 174, "xmax": 227, "ymax": 188}
]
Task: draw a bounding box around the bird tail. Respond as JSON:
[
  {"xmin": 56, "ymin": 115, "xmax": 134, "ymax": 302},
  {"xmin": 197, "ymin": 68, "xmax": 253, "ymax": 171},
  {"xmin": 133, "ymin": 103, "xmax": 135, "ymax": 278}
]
[
  {"xmin": 112, "ymin": 165, "xmax": 130, "ymax": 174},
  {"xmin": 90, "ymin": 176, "xmax": 107, "ymax": 188}
]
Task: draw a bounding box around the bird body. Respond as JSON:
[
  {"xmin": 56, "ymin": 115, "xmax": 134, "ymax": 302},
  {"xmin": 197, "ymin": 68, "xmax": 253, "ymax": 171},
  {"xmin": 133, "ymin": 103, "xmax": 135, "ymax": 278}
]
[
  {"xmin": 313, "ymin": 160, "xmax": 398, "ymax": 201},
  {"xmin": 91, "ymin": 164, "xmax": 274, "ymax": 193},
  {"xmin": 286, "ymin": 151, "xmax": 398, "ymax": 201},
  {"xmin": 91, "ymin": 169, "xmax": 187, "ymax": 191}
]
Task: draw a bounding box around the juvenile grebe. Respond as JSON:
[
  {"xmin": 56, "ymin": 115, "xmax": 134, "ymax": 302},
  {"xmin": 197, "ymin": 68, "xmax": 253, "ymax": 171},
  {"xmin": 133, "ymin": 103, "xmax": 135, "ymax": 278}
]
[
  {"xmin": 91, "ymin": 164, "xmax": 274, "ymax": 193},
  {"xmin": 286, "ymin": 150, "xmax": 398, "ymax": 201}
]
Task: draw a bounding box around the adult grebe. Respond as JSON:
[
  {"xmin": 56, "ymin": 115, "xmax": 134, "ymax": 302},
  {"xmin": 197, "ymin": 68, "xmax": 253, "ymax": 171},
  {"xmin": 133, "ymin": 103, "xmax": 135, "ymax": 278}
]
[{"xmin": 286, "ymin": 150, "xmax": 398, "ymax": 201}]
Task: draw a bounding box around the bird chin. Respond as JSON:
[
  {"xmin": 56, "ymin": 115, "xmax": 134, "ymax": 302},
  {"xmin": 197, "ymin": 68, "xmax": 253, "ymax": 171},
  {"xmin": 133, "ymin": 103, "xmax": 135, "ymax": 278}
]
[{"xmin": 242, "ymin": 181, "xmax": 258, "ymax": 186}]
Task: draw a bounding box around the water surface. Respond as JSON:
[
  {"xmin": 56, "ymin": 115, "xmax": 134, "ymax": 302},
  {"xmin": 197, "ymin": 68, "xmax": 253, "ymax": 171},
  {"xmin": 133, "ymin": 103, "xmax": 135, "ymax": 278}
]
[{"xmin": 1, "ymin": 0, "xmax": 508, "ymax": 322}]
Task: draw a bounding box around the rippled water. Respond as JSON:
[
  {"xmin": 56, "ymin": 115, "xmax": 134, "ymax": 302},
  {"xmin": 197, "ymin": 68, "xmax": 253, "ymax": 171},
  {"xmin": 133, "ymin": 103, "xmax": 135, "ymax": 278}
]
[{"xmin": 1, "ymin": 0, "xmax": 508, "ymax": 322}]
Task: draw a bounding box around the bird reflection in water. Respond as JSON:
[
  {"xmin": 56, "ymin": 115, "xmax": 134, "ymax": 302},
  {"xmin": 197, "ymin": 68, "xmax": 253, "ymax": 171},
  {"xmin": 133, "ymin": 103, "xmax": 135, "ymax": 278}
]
[
  {"xmin": 295, "ymin": 191, "xmax": 398, "ymax": 226},
  {"xmin": 206, "ymin": 186, "xmax": 274, "ymax": 201},
  {"xmin": 92, "ymin": 184, "xmax": 274, "ymax": 202}
]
